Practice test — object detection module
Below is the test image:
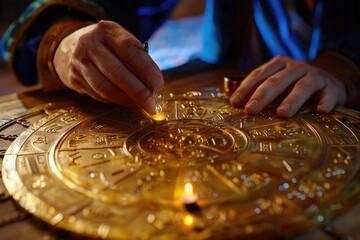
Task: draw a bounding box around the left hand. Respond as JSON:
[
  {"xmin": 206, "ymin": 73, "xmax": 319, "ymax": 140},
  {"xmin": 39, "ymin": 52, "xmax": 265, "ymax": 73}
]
[{"xmin": 230, "ymin": 56, "xmax": 347, "ymax": 118}]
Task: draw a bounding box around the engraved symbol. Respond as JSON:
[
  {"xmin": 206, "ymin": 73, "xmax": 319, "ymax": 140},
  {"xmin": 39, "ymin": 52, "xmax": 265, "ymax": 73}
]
[
  {"xmin": 259, "ymin": 142, "xmax": 272, "ymax": 152},
  {"xmin": 16, "ymin": 119, "xmax": 31, "ymax": 128},
  {"xmin": 68, "ymin": 134, "xmax": 88, "ymax": 148},
  {"xmin": 32, "ymin": 175, "xmax": 46, "ymax": 189},
  {"xmin": 95, "ymin": 134, "xmax": 126, "ymax": 145},
  {"xmin": 68, "ymin": 151, "xmax": 82, "ymax": 166},
  {"xmin": 26, "ymin": 156, "xmax": 40, "ymax": 174},
  {"xmin": 44, "ymin": 123, "xmax": 63, "ymax": 133},
  {"xmin": 92, "ymin": 152, "xmax": 107, "ymax": 160},
  {"xmin": 32, "ymin": 136, "xmax": 47, "ymax": 145},
  {"xmin": 0, "ymin": 149, "xmax": 7, "ymax": 158},
  {"xmin": 0, "ymin": 134, "xmax": 18, "ymax": 140},
  {"xmin": 60, "ymin": 114, "xmax": 81, "ymax": 124},
  {"xmin": 90, "ymin": 122, "xmax": 106, "ymax": 130}
]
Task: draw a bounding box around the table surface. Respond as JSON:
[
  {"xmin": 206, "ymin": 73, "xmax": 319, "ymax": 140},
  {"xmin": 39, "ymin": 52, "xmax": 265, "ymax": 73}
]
[{"xmin": 0, "ymin": 67, "xmax": 359, "ymax": 240}]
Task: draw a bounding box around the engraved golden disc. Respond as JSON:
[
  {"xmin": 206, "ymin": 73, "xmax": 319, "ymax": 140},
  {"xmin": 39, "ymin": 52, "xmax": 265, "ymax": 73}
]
[{"xmin": 2, "ymin": 89, "xmax": 360, "ymax": 239}]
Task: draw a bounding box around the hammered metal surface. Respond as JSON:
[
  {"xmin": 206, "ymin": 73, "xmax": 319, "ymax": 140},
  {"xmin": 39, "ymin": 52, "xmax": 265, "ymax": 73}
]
[{"xmin": 2, "ymin": 89, "xmax": 360, "ymax": 239}]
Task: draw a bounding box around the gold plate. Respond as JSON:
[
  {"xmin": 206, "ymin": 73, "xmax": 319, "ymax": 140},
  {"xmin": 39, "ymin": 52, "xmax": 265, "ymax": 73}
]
[{"xmin": 2, "ymin": 88, "xmax": 360, "ymax": 239}]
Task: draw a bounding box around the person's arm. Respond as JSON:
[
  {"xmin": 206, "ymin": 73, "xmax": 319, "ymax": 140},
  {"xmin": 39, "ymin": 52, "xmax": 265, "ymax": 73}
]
[
  {"xmin": 0, "ymin": 0, "xmax": 105, "ymax": 89},
  {"xmin": 53, "ymin": 20, "xmax": 163, "ymax": 113},
  {"xmin": 229, "ymin": 0, "xmax": 360, "ymax": 117},
  {"xmin": 1, "ymin": 0, "xmax": 178, "ymax": 113},
  {"xmin": 308, "ymin": 0, "xmax": 360, "ymax": 110}
]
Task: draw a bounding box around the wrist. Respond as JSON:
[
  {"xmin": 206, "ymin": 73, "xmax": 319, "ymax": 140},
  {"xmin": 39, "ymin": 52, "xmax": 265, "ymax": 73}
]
[{"xmin": 37, "ymin": 20, "xmax": 94, "ymax": 92}]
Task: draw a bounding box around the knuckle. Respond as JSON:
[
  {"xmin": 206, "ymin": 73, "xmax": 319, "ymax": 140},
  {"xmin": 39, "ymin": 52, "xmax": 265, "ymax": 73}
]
[
  {"xmin": 272, "ymin": 55, "xmax": 283, "ymax": 61},
  {"xmin": 250, "ymin": 67, "xmax": 264, "ymax": 78},
  {"xmin": 121, "ymin": 37, "xmax": 141, "ymax": 60},
  {"xmin": 295, "ymin": 78, "xmax": 313, "ymax": 91},
  {"xmin": 107, "ymin": 63, "xmax": 121, "ymax": 80},
  {"xmin": 93, "ymin": 81, "xmax": 110, "ymax": 99},
  {"xmin": 96, "ymin": 20, "xmax": 113, "ymax": 31},
  {"xmin": 265, "ymin": 75, "xmax": 282, "ymax": 86},
  {"xmin": 114, "ymin": 71, "xmax": 128, "ymax": 85},
  {"xmin": 253, "ymin": 89, "xmax": 267, "ymax": 99},
  {"xmin": 273, "ymin": 55, "xmax": 289, "ymax": 62}
]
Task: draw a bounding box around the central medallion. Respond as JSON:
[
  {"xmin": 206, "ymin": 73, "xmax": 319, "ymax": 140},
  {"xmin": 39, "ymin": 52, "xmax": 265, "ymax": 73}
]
[{"xmin": 125, "ymin": 119, "xmax": 248, "ymax": 165}]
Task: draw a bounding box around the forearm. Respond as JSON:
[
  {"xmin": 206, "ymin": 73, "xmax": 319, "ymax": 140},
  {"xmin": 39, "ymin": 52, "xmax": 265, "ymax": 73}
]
[{"xmin": 0, "ymin": 0, "xmax": 104, "ymax": 86}]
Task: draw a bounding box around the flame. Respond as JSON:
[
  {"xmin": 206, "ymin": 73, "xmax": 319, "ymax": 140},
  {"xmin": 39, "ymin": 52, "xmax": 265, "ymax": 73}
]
[{"xmin": 184, "ymin": 183, "xmax": 193, "ymax": 196}]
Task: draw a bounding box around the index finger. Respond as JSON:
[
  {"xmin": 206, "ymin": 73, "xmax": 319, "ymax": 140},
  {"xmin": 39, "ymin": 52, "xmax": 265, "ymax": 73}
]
[
  {"xmin": 103, "ymin": 23, "xmax": 164, "ymax": 91},
  {"xmin": 230, "ymin": 56, "xmax": 287, "ymax": 107}
]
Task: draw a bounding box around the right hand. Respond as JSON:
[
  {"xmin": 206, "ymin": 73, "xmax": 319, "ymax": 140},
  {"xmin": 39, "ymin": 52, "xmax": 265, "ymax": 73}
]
[{"xmin": 54, "ymin": 20, "xmax": 163, "ymax": 114}]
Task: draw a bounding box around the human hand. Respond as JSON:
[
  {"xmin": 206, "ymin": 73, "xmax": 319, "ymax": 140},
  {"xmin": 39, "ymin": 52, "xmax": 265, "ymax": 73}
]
[
  {"xmin": 54, "ymin": 20, "xmax": 163, "ymax": 114},
  {"xmin": 230, "ymin": 56, "xmax": 347, "ymax": 118}
]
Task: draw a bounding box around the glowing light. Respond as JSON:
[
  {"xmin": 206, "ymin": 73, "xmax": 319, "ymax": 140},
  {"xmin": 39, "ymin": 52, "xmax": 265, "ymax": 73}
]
[
  {"xmin": 182, "ymin": 183, "xmax": 197, "ymax": 204},
  {"xmin": 152, "ymin": 113, "xmax": 166, "ymax": 124},
  {"xmin": 183, "ymin": 214, "xmax": 194, "ymax": 227},
  {"xmin": 182, "ymin": 182, "xmax": 200, "ymax": 213}
]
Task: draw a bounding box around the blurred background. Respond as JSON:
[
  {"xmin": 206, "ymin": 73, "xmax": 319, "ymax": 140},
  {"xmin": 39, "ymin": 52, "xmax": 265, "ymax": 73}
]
[
  {"xmin": 0, "ymin": 0, "xmax": 31, "ymax": 69},
  {"xmin": 0, "ymin": 0, "xmax": 32, "ymax": 95}
]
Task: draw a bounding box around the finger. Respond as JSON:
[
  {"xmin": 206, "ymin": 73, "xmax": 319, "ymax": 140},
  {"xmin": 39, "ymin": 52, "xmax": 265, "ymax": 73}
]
[
  {"xmin": 77, "ymin": 58, "xmax": 154, "ymax": 110},
  {"xmin": 84, "ymin": 41, "xmax": 156, "ymax": 113},
  {"xmin": 100, "ymin": 22, "xmax": 164, "ymax": 91},
  {"xmin": 277, "ymin": 75, "xmax": 326, "ymax": 118},
  {"xmin": 60, "ymin": 66, "xmax": 112, "ymax": 103},
  {"xmin": 244, "ymin": 62, "xmax": 306, "ymax": 115},
  {"xmin": 230, "ymin": 56, "xmax": 287, "ymax": 107},
  {"xmin": 76, "ymin": 80, "xmax": 114, "ymax": 103},
  {"xmin": 316, "ymin": 86, "xmax": 338, "ymax": 113}
]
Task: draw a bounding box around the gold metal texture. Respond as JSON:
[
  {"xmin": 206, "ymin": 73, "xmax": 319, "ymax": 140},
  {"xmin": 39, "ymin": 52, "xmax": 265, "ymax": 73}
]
[{"xmin": 2, "ymin": 88, "xmax": 360, "ymax": 239}]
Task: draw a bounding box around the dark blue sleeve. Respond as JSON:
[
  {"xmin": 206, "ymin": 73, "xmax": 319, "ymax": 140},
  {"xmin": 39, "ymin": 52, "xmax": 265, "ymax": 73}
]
[
  {"xmin": 0, "ymin": 0, "xmax": 106, "ymax": 86},
  {"xmin": 318, "ymin": 1, "xmax": 360, "ymax": 65}
]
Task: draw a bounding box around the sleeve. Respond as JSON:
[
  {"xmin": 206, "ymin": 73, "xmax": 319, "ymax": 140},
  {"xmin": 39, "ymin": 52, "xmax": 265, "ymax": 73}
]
[
  {"xmin": 310, "ymin": 51, "xmax": 360, "ymax": 110},
  {"xmin": 310, "ymin": 0, "xmax": 360, "ymax": 110},
  {"xmin": 199, "ymin": 0, "xmax": 253, "ymax": 66},
  {"xmin": 0, "ymin": 0, "xmax": 105, "ymax": 89}
]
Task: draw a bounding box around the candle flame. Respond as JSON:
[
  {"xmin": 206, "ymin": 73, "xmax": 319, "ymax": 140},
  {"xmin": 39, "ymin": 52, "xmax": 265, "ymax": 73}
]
[{"xmin": 184, "ymin": 183, "xmax": 193, "ymax": 196}]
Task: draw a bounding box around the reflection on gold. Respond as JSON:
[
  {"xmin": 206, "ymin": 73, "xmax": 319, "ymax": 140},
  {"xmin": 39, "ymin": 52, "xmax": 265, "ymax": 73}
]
[
  {"xmin": 152, "ymin": 113, "xmax": 166, "ymax": 124},
  {"xmin": 1, "ymin": 88, "xmax": 360, "ymax": 239},
  {"xmin": 183, "ymin": 214, "xmax": 194, "ymax": 227}
]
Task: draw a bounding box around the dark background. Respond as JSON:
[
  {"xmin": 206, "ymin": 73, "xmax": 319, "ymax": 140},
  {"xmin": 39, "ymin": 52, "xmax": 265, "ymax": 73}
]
[
  {"xmin": 0, "ymin": 0, "xmax": 31, "ymax": 69},
  {"xmin": 0, "ymin": 1, "xmax": 31, "ymax": 94}
]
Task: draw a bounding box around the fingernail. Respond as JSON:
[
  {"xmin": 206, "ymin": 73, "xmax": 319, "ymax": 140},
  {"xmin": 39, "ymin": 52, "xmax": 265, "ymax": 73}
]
[
  {"xmin": 278, "ymin": 103, "xmax": 291, "ymax": 113},
  {"xmin": 318, "ymin": 103, "xmax": 329, "ymax": 113},
  {"xmin": 245, "ymin": 100, "xmax": 258, "ymax": 112},
  {"xmin": 230, "ymin": 92, "xmax": 242, "ymax": 105}
]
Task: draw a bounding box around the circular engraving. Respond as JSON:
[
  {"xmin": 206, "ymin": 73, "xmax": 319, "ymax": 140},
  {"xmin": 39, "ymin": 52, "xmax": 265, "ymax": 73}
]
[
  {"xmin": 125, "ymin": 119, "xmax": 248, "ymax": 163},
  {"xmin": 2, "ymin": 89, "xmax": 360, "ymax": 239}
]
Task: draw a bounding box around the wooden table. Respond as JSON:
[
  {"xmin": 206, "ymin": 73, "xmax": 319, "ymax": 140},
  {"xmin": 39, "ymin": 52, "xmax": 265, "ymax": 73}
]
[{"xmin": 0, "ymin": 68, "xmax": 359, "ymax": 240}]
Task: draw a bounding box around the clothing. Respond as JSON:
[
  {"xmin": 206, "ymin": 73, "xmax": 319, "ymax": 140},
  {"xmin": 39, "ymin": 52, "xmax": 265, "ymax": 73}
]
[
  {"xmin": 0, "ymin": 0, "xmax": 177, "ymax": 86},
  {"xmin": 1, "ymin": 0, "xmax": 359, "ymax": 108}
]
